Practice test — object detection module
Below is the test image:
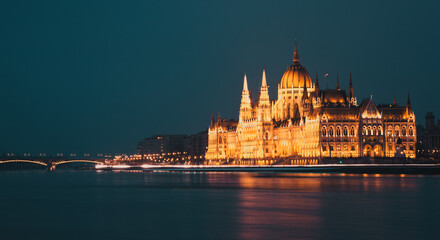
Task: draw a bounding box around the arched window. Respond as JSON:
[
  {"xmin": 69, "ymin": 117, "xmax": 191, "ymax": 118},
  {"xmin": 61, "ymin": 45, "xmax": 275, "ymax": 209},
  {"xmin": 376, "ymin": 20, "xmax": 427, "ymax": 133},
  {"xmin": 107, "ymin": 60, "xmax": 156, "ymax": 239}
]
[
  {"xmin": 388, "ymin": 126, "xmax": 392, "ymax": 136},
  {"xmin": 372, "ymin": 126, "xmax": 377, "ymax": 136},
  {"xmin": 350, "ymin": 127, "xmax": 355, "ymax": 136},
  {"xmin": 336, "ymin": 127, "xmax": 341, "ymax": 136},
  {"xmin": 329, "ymin": 127, "xmax": 334, "ymax": 137},
  {"xmin": 378, "ymin": 126, "xmax": 383, "ymax": 136},
  {"xmin": 265, "ymin": 132, "xmax": 269, "ymax": 140},
  {"xmin": 322, "ymin": 127, "xmax": 327, "ymax": 137},
  {"xmin": 395, "ymin": 126, "xmax": 400, "ymax": 136},
  {"xmin": 362, "ymin": 126, "xmax": 367, "ymax": 135},
  {"xmin": 343, "ymin": 127, "xmax": 348, "ymax": 136},
  {"xmin": 368, "ymin": 126, "xmax": 372, "ymax": 135},
  {"xmin": 409, "ymin": 127, "xmax": 413, "ymax": 136},
  {"xmin": 402, "ymin": 127, "xmax": 406, "ymax": 136}
]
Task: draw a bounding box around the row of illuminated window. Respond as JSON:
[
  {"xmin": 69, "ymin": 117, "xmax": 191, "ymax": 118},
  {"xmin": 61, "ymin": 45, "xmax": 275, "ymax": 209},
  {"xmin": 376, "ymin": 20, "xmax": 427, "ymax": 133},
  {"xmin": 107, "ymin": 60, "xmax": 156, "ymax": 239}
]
[
  {"xmin": 321, "ymin": 126, "xmax": 356, "ymax": 137},
  {"xmin": 322, "ymin": 125, "xmax": 414, "ymax": 137},
  {"xmin": 386, "ymin": 127, "xmax": 414, "ymax": 136},
  {"xmin": 322, "ymin": 145, "xmax": 356, "ymax": 152}
]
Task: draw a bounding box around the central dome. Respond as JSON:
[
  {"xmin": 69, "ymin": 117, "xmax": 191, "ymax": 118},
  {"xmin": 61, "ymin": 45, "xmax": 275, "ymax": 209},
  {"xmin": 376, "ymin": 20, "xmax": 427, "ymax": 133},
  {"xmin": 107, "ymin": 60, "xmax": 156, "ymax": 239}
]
[{"xmin": 280, "ymin": 42, "xmax": 313, "ymax": 89}]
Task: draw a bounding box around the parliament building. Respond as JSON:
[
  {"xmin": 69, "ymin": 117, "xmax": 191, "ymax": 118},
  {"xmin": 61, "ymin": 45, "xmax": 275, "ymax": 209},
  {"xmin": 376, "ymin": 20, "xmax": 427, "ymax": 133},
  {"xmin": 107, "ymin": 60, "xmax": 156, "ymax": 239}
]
[{"xmin": 205, "ymin": 42, "xmax": 416, "ymax": 164}]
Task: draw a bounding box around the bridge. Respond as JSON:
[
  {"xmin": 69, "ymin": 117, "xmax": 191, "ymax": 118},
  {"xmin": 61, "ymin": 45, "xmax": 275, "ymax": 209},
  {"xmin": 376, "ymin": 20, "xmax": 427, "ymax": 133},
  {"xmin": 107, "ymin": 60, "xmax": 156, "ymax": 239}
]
[{"xmin": 0, "ymin": 159, "xmax": 105, "ymax": 171}]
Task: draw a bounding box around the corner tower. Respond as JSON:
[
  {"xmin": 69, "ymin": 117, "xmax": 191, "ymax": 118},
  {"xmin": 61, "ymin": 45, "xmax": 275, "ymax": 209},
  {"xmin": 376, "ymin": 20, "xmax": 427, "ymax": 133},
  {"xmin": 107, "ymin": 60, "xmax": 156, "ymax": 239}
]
[
  {"xmin": 258, "ymin": 68, "xmax": 271, "ymax": 122},
  {"xmin": 239, "ymin": 73, "xmax": 253, "ymax": 122}
]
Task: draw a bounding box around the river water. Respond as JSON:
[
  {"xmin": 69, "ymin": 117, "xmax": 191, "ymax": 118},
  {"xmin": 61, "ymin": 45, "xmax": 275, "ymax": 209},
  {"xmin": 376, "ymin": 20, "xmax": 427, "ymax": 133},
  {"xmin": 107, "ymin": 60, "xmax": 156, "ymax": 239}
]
[{"xmin": 0, "ymin": 170, "xmax": 439, "ymax": 240}]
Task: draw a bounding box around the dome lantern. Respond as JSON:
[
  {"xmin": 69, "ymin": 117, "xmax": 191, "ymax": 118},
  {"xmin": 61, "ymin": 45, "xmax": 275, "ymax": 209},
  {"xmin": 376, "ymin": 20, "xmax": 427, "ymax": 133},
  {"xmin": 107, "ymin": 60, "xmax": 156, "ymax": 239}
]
[{"xmin": 280, "ymin": 41, "xmax": 313, "ymax": 89}]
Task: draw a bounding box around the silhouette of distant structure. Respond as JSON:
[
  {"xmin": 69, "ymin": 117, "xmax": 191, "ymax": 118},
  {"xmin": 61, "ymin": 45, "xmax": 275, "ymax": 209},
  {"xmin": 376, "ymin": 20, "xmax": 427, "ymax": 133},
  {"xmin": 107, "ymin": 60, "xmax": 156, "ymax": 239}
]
[
  {"xmin": 137, "ymin": 131, "xmax": 208, "ymax": 163},
  {"xmin": 417, "ymin": 112, "xmax": 440, "ymax": 159}
]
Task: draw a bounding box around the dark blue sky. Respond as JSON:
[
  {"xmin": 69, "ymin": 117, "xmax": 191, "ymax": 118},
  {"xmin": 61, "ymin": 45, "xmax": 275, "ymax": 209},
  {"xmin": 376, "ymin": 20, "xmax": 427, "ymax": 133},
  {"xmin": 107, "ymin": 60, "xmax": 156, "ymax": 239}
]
[{"xmin": 1, "ymin": 0, "xmax": 439, "ymax": 155}]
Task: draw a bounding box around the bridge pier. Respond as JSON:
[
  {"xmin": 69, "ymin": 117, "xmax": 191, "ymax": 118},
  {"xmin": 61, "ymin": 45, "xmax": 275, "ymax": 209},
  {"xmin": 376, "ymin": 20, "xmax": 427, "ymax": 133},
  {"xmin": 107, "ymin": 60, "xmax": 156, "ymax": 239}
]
[{"xmin": 46, "ymin": 163, "xmax": 56, "ymax": 171}]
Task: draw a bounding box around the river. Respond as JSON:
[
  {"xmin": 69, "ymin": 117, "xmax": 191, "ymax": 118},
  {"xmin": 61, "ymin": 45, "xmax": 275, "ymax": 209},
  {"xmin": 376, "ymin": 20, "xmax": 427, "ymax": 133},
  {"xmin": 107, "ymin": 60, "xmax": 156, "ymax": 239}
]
[{"xmin": 0, "ymin": 170, "xmax": 438, "ymax": 239}]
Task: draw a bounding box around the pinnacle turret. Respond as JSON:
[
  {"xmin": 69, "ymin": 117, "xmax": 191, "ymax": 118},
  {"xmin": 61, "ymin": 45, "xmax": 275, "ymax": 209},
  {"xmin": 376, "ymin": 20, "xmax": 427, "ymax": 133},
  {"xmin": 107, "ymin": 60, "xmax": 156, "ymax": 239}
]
[
  {"xmin": 239, "ymin": 73, "xmax": 252, "ymax": 122},
  {"xmin": 261, "ymin": 67, "xmax": 267, "ymax": 88},
  {"xmin": 302, "ymin": 77, "xmax": 308, "ymax": 101},
  {"xmin": 258, "ymin": 68, "xmax": 271, "ymax": 122},
  {"xmin": 348, "ymin": 72, "xmax": 354, "ymax": 99},
  {"xmin": 293, "ymin": 40, "xmax": 299, "ymax": 62},
  {"xmin": 217, "ymin": 112, "xmax": 221, "ymax": 123},
  {"xmin": 258, "ymin": 68, "xmax": 270, "ymax": 104},
  {"xmin": 406, "ymin": 93, "xmax": 412, "ymax": 115},
  {"xmin": 336, "ymin": 73, "xmax": 340, "ymax": 90},
  {"xmin": 243, "ymin": 73, "xmax": 249, "ymax": 93},
  {"xmin": 315, "ymin": 72, "xmax": 320, "ymax": 97},
  {"xmin": 210, "ymin": 113, "xmax": 214, "ymax": 127}
]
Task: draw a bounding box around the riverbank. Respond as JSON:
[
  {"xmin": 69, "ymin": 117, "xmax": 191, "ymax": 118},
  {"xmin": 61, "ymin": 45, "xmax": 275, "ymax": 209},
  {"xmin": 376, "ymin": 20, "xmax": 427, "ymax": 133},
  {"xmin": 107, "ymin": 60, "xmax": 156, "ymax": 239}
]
[{"xmin": 95, "ymin": 164, "xmax": 440, "ymax": 174}]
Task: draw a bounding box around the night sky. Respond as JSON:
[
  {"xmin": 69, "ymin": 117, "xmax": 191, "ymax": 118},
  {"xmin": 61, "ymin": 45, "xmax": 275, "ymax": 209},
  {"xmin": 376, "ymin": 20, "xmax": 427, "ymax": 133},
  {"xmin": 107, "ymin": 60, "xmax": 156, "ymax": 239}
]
[{"xmin": 1, "ymin": 0, "xmax": 439, "ymax": 155}]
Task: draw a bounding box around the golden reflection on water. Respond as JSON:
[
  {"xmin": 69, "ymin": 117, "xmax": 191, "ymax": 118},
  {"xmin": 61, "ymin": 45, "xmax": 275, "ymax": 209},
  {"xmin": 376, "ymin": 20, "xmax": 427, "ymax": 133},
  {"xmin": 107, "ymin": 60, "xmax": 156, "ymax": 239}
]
[
  {"xmin": 237, "ymin": 173, "xmax": 322, "ymax": 239},
  {"xmin": 233, "ymin": 173, "xmax": 420, "ymax": 240}
]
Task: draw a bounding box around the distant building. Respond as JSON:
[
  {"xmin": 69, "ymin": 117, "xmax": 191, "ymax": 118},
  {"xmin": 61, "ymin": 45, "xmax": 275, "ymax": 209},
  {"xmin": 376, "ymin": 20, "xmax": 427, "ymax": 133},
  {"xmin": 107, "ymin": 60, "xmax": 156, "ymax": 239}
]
[
  {"xmin": 186, "ymin": 131, "xmax": 208, "ymax": 158},
  {"xmin": 137, "ymin": 132, "xmax": 208, "ymax": 163},
  {"xmin": 206, "ymin": 41, "xmax": 417, "ymax": 164},
  {"xmin": 137, "ymin": 135, "xmax": 187, "ymax": 155},
  {"xmin": 417, "ymin": 112, "xmax": 440, "ymax": 159}
]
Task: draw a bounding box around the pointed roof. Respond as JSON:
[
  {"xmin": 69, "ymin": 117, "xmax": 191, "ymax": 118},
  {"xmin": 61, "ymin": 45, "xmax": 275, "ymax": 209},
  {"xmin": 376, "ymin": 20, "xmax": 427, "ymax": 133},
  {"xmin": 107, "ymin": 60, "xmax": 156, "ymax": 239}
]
[
  {"xmin": 293, "ymin": 40, "xmax": 299, "ymax": 62},
  {"xmin": 217, "ymin": 112, "xmax": 221, "ymax": 123},
  {"xmin": 406, "ymin": 93, "xmax": 412, "ymax": 114},
  {"xmin": 243, "ymin": 73, "xmax": 249, "ymax": 92},
  {"xmin": 258, "ymin": 67, "xmax": 270, "ymax": 108},
  {"xmin": 210, "ymin": 113, "xmax": 214, "ymax": 126},
  {"xmin": 315, "ymin": 72, "xmax": 320, "ymax": 97},
  {"xmin": 261, "ymin": 67, "xmax": 267, "ymax": 88},
  {"xmin": 336, "ymin": 73, "xmax": 340, "ymax": 90},
  {"xmin": 348, "ymin": 72, "xmax": 354, "ymax": 100},
  {"xmin": 349, "ymin": 72, "xmax": 353, "ymax": 87},
  {"xmin": 302, "ymin": 77, "xmax": 308, "ymax": 101},
  {"xmin": 315, "ymin": 72, "xmax": 319, "ymax": 88},
  {"xmin": 308, "ymin": 98, "xmax": 314, "ymax": 117},
  {"xmin": 360, "ymin": 96, "xmax": 382, "ymax": 119}
]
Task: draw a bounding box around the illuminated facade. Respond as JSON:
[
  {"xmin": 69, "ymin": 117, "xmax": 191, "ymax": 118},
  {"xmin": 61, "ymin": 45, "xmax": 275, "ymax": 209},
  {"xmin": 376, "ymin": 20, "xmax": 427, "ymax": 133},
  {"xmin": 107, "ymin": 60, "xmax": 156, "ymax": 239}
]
[{"xmin": 205, "ymin": 42, "xmax": 416, "ymax": 163}]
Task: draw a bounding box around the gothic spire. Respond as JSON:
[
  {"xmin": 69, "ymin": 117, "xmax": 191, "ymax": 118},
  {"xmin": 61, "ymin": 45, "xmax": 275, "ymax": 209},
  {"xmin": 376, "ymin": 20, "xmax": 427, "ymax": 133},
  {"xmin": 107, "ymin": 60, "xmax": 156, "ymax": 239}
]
[
  {"xmin": 348, "ymin": 72, "xmax": 354, "ymax": 99},
  {"xmin": 293, "ymin": 40, "xmax": 299, "ymax": 62},
  {"xmin": 261, "ymin": 67, "xmax": 267, "ymax": 88},
  {"xmin": 406, "ymin": 93, "xmax": 412, "ymax": 115},
  {"xmin": 243, "ymin": 73, "xmax": 249, "ymax": 92},
  {"xmin": 315, "ymin": 72, "xmax": 319, "ymax": 88},
  {"xmin": 258, "ymin": 68, "xmax": 270, "ymax": 104},
  {"xmin": 315, "ymin": 71, "xmax": 320, "ymax": 97},
  {"xmin": 336, "ymin": 73, "xmax": 340, "ymax": 90},
  {"xmin": 210, "ymin": 113, "xmax": 214, "ymax": 127},
  {"xmin": 239, "ymin": 72, "xmax": 252, "ymax": 122},
  {"xmin": 302, "ymin": 78, "xmax": 308, "ymax": 101}
]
